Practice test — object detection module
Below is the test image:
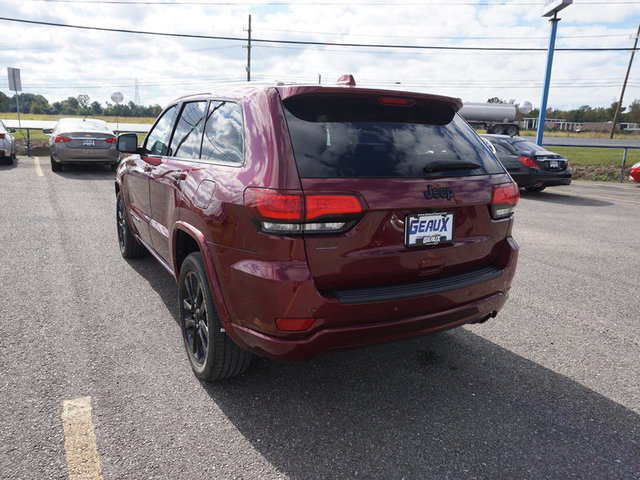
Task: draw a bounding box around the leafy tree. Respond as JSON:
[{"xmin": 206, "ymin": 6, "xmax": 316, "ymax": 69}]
[{"xmin": 487, "ymin": 97, "xmax": 505, "ymax": 104}]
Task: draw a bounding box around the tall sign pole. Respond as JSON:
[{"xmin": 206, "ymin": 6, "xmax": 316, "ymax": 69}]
[
  {"xmin": 536, "ymin": 0, "xmax": 572, "ymax": 146},
  {"xmin": 246, "ymin": 14, "xmax": 252, "ymax": 82},
  {"xmin": 7, "ymin": 67, "xmax": 22, "ymax": 128}
]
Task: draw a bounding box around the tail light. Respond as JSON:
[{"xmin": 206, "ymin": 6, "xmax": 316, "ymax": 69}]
[
  {"xmin": 244, "ymin": 187, "xmax": 366, "ymax": 234},
  {"xmin": 105, "ymin": 137, "xmax": 117, "ymax": 144},
  {"xmin": 54, "ymin": 136, "xmax": 71, "ymax": 143},
  {"xmin": 490, "ymin": 182, "xmax": 519, "ymax": 219},
  {"xmin": 0, "ymin": 133, "xmax": 5, "ymax": 139},
  {"xmin": 518, "ymin": 156, "xmax": 539, "ymax": 169}
]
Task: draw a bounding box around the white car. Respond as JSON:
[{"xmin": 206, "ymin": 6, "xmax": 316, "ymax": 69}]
[{"xmin": 0, "ymin": 119, "xmax": 17, "ymax": 164}]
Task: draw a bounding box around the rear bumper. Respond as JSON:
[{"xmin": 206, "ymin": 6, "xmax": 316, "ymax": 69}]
[
  {"xmin": 222, "ymin": 236, "xmax": 518, "ymax": 361},
  {"xmin": 512, "ymin": 169, "xmax": 572, "ymax": 188},
  {"xmin": 51, "ymin": 146, "xmax": 119, "ymax": 163}
]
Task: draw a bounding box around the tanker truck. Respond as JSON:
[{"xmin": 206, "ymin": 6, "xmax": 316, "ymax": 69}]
[{"xmin": 459, "ymin": 102, "xmax": 522, "ymax": 136}]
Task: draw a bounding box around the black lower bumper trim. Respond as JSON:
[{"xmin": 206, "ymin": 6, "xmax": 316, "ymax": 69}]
[{"xmin": 331, "ymin": 266, "xmax": 502, "ymax": 304}]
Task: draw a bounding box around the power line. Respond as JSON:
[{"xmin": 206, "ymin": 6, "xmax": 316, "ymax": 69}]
[
  {"xmin": 1, "ymin": 16, "xmax": 639, "ymax": 52},
  {"xmin": 17, "ymin": 0, "xmax": 640, "ymax": 4}
]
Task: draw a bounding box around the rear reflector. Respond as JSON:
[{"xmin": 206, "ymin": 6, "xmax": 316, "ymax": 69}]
[
  {"xmin": 55, "ymin": 136, "xmax": 71, "ymax": 143},
  {"xmin": 491, "ymin": 182, "xmax": 519, "ymax": 219},
  {"xmin": 276, "ymin": 317, "xmax": 316, "ymax": 331},
  {"xmin": 518, "ymin": 156, "xmax": 539, "ymax": 169}
]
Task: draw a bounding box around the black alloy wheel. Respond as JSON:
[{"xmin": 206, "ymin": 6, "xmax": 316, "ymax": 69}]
[{"xmin": 178, "ymin": 253, "xmax": 252, "ymax": 381}]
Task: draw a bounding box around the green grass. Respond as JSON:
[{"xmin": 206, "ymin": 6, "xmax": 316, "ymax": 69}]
[
  {"xmin": 2, "ymin": 112, "xmax": 155, "ymax": 124},
  {"xmin": 549, "ymin": 146, "xmax": 640, "ymax": 167}
]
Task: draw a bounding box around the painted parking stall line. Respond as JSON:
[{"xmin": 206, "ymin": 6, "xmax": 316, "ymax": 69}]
[
  {"xmin": 34, "ymin": 157, "xmax": 43, "ymax": 177},
  {"xmin": 61, "ymin": 396, "xmax": 103, "ymax": 480}
]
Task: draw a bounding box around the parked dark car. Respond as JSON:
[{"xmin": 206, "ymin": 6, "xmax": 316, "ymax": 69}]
[
  {"xmin": 115, "ymin": 77, "xmax": 520, "ymax": 381},
  {"xmin": 48, "ymin": 118, "xmax": 119, "ymax": 172},
  {"xmin": 480, "ymin": 134, "xmax": 572, "ymax": 192}
]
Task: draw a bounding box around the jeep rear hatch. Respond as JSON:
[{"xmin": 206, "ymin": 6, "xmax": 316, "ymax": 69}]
[{"xmin": 280, "ymin": 91, "xmax": 515, "ymax": 300}]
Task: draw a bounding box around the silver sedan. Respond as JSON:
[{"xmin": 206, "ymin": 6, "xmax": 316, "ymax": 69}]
[
  {"xmin": 0, "ymin": 119, "xmax": 16, "ymax": 165},
  {"xmin": 48, "ymin": 118, "xmax": 119, "ymax": 172}
]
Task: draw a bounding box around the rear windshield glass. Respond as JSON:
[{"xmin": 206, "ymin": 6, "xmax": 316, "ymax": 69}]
[
  {"xmin": 512, "ymin": 140, "xmax": 550, "ymax": 154},
  {"xmin": 58, "ymin": 119, "xmax": 112, "ymax": 133},
  {"xmin": 282, "ymin": 94, "xmax": 504, "ymax": 178}
]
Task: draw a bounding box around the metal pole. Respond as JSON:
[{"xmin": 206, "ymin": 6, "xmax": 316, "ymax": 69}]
[
  {"xmin": 26, "ymin": 128, "xmax": 30, "ymax": 157},
  {"xmin": 15, "ymin": 92, "xmax": 22, "ymax": 129},
  {"xmin": 246, "ymin": 14, "xmax": 251, "ymax": 82},
  {"xmin": 610, "ymin": 21, "xmax": 640, "ymax": 139},
  {"xmin": 536, "ymin": 12, "xmax": 560, "ymax": 146},
  {"xmin": 620, "ymin": 148, "xmax": 628, "ymax": 183}
]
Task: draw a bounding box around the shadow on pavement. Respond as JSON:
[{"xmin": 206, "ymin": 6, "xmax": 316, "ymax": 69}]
[
  {"xmin": 520, "ymin": 189, "xmax": 613, "ymax": 207},
  {"xmin": 124, "ymin": 254, "xmax": 639, "ymax": 480}
]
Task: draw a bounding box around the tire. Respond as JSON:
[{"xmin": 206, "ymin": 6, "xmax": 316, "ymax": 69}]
[
  {"xmin": 110, "ymin": 162, "xmax": 119, "ymax": 172},
  {"xmin": 525, "ymin": 185, "xmax": 546, "ymax": 192},
  {"xmin": 116, "ymin": 192, "xmax": 146, "ymax": 258},
  {"xmin": 505, "ymin": 125, "xmax": 518, "ymax": 136},
  {"xmin": 50, "ymin": 155, "xmax": 62, "ymax": 172},
  {"xmin": 179, "ymin": 252, "xmax": 252, "ymax": 381}
]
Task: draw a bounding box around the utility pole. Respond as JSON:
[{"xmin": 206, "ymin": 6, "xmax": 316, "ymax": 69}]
[
  {"xmin": 246, "ymin": 14, "xmax": 252, "ymax": 82},
  {"xmin": 610, "ymin": 21, "xmax": 640, "ymax": 139}
]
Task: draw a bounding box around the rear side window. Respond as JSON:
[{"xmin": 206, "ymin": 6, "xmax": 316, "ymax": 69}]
[
  {"xmin": 283, "ymin": 94, "xmax": 504, "ymax": 178},
  {"xmin": 201, "ymin": 101, "xmax": 244, "ymax": 164},
  {"xmin": 170, "ymin": 101, "xmax": 208, "ymax": 160}
]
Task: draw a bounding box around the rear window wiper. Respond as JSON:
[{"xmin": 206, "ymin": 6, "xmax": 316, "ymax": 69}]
[{"xmin": 423, "ymin": 161, "xmax": 482, "ymax": 173}]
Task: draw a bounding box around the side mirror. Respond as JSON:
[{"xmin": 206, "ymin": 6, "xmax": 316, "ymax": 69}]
[
  {"xmin": 116, "ymin": 133, "xmax": 139, "ymax": 153},
  {"xmin": 42, "ymin": 128, "xmax": 53, "ymax": 134}
]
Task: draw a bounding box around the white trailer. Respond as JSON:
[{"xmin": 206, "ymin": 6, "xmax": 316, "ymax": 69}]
[{"xmin": 459, "ymin": 102, "xmax": 520, "ymax": 136}]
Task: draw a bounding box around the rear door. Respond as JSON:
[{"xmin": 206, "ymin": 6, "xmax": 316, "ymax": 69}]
[{"xmin": 282, "ymin": 93, "xmax": 511, "ymax": 293}]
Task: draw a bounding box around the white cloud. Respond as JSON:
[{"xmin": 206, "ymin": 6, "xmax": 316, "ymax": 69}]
[{"xmin": 1, "ymin": 0, "xmax": 639, "ymax": 111}]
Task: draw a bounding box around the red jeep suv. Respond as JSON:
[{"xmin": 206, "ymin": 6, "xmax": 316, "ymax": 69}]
[{"xmin": 115, "ymin": 77, "xmax": 519, "ymax": 381}]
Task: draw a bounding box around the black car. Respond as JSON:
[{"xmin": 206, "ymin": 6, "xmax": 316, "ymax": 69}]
[{"xmin": 481, "ymin": 134, "xmax": 572, "ymax": 192}]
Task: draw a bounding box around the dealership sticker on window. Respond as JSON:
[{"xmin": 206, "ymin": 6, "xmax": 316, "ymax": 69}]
[{"xmin": 405, "ymin": 213, "xmax": 454, "ymax": 247}]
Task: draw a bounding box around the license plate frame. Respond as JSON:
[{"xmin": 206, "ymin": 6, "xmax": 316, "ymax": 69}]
[{"xmin": 405, "ymin": 212, "xmax": 454, "ymax": 247}]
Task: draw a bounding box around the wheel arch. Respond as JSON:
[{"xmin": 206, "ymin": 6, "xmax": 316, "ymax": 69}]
[{"xmin": 172, "ymin": 222, "xmax": 234, "ymax": 329}]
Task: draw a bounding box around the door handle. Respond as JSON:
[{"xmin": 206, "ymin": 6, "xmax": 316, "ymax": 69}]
[{"xmin": 170, "ymin": 172, "xmax": 187, "ymax": 181}]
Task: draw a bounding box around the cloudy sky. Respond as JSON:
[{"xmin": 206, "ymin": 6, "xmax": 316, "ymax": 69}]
[{"xmin": 1, "ymin": 0, "xmax": 639, "ymax": 111}]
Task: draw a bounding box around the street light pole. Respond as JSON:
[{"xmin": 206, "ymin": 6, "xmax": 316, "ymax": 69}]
[{"xmin": 536, "ymin": 11, "xmax": 560, "ymax": 146}]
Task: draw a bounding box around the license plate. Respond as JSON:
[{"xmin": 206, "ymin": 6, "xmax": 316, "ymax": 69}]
[
  {"xmin": 405, "ymin": 213, "xmax": 454, "ymax": 247},
  {"xmin": 82, "ymin": 139, "xmax": 95, "ymax": 146},
  {"xmin": 549, "ymin": 160, "xmax": 559, "ymax": 168}
]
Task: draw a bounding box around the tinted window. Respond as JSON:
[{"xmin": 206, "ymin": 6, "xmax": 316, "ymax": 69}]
[
  {"xmin": 492, "ymin": 140, "xmax": 514, "ymax": 156},
  {"xmin": 201, "ymin": 101, "xmax": 244, "ymax": 164},
  {"xmin": 283, "ymin": 95, "xmax": 504, "ymax": 178},
  {"xmin": 170, "ymin": 101, "xmax": 208, "ymax": 160},
  {"xmin": 144, "ymin": 105, "xmax": 178, "ymax": 156}
]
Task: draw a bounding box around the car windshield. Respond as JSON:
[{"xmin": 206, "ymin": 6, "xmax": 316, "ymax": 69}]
[
  {"xmin": 58, "ymin": 119, "xmax": 112, "ymax": 133},
  {"xmin": 283, "ymin": 94, "xmax": 504, "ymax": 178}
]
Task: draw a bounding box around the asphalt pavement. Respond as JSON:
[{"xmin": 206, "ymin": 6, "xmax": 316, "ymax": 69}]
[{"xmin": 1, "ymin": 157, "xmax": 638, "ymax": 479}]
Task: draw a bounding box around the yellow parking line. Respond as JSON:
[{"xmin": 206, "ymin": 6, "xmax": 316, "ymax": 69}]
[
  {"xmin": 550, "ymin": 189, "xmax": 640, "ymax": 206},
  {"xmin": 61, "ymin": 396, "xmax": 104, "ymax": 480},
  {"xmin": 34, "ymin": 157, "xmax": 43, "ymax": 177}
]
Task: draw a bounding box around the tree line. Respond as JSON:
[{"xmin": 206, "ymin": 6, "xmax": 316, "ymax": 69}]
[
  {"xmin": 487, "ymin": 96, "xmax": 640, "ymax": 125},
  {"xmin": 0, "ymin": 92, "xmax": 163, "ymax": 118}
]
